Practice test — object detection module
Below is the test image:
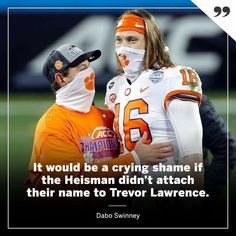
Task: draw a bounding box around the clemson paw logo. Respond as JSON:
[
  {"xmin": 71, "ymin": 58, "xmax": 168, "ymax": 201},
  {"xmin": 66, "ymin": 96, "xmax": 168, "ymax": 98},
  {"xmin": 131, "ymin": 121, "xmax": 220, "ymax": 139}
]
[
  {"xmin": 54, "ymin": 60, "xmax": 63, "ymax": 70},
  {"xmin": 84, "ymin": 72, "xmax": 95, "ymax": 90},
  {"xmin": 118, "ymin": 54, "xmax": 129, "ymax": 68}
]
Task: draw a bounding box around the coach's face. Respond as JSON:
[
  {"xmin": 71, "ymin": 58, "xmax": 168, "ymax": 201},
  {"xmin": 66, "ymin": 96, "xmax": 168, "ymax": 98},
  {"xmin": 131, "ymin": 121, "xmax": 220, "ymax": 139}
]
[
  {"xmin": 55, "ymin": 60, "xmax": 90, "ymax": 87},
  {"xmin": 64, "ymin": 60, "xmax": 90, "ymax": 84}
]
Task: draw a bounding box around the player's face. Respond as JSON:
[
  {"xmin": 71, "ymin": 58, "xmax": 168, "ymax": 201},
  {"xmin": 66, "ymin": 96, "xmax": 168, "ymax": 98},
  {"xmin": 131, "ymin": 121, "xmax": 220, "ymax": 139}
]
[
  {"xmin": 115, "ymin": 31, "xmax": 145, "ymax": 50},
  {"xmin": 64, "ymin": 60, "xmax": 90, "ymax": 84}
]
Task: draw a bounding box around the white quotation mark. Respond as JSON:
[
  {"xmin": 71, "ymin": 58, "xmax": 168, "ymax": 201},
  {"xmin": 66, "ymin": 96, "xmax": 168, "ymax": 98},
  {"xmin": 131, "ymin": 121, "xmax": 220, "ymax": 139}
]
[{"xmin": 214, "ymin": 6, "xmax": 230, "ymax": 17}]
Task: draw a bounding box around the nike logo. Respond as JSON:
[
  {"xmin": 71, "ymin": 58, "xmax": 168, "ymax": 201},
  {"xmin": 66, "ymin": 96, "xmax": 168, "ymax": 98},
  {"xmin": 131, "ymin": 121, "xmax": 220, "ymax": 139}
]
[
  {"xmin": 140, "ymin": 86, "xmax": 149, "ymax": 93},
  {"xmin": 117, "ymin": 19, "xmax": 124, "ymax": 28},
  {"xmin": 135, "ymin": 23, "xmax": 144, "ymax": 28}
]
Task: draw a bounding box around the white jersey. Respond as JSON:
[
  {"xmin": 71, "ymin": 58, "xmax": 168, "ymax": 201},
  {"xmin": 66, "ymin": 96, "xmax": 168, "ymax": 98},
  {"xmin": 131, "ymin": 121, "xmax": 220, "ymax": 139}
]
[{"xmin": 105, "ymin": 66, "xmax": 202, "ymax": 165}]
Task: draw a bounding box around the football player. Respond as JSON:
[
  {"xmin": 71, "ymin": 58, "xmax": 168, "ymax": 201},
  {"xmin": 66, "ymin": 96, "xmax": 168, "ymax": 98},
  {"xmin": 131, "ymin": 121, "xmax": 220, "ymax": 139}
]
[{"xmin": 105, "ymin": 10, "xmax": 203, "ymax": 187}]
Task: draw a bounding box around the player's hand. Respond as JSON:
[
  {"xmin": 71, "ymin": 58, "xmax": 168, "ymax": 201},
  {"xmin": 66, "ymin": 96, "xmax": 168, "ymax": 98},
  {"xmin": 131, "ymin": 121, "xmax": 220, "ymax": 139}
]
[{"xmin": 134, "ymin": 132, "xmax": 173, "ymax": 165}]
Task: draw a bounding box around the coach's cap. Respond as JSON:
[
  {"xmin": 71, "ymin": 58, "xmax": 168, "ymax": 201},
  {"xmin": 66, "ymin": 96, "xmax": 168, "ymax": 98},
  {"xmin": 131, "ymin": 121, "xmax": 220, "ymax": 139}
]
[{"xmin": 43, "ymin": 44, "xmax": 101, "ymax": 83}]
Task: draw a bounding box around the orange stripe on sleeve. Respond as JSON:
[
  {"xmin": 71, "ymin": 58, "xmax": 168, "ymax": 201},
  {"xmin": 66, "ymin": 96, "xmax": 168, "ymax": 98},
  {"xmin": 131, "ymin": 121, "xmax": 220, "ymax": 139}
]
[{"xmin": 164, "ymin": 90, "xmax": 202, "ymax": 110}]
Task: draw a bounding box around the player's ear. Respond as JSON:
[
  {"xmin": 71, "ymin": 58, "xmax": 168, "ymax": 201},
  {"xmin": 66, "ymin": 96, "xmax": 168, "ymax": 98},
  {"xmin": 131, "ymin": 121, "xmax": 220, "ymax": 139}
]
[{"xmin": 55, "ymin": 73, "xmax": 66, "ymax": 87}]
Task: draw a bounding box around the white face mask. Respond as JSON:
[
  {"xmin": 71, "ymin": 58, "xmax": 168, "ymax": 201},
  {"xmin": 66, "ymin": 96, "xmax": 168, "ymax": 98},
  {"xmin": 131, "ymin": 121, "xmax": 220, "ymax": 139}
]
[
  {"xmin": 115, "ymin": 46, "xmax": 145, "ymax": 79},
  {"xmin": 56, "ymin": 67, "xmax": 95, "ymax": 113}
]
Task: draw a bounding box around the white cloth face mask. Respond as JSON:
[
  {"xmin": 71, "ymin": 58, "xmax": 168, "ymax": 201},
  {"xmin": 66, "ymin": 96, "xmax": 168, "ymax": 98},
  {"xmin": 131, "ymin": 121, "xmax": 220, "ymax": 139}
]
[
  {"xmin": 115, "ymin": 46, "xmax": 145, "ymax": 79},
  {"xmin": 56, "ymin": 67, "xmax": 95, "ymax": 113}
]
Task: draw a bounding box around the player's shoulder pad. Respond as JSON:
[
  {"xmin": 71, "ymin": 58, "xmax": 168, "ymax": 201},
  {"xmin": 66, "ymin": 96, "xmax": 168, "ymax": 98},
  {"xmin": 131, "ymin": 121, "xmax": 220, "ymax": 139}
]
[
  {"xmin": 165, "ymin": 65, "xmax": 201, "ymax": 84},
  {"xmin": 162, "ymin": 65, "xmax": 202, "ymax": 110},
  {"xmin": 158, "ymin": 65, "xmax": 197, "ymax": 73},
  {"xmin": 179, "ymin": 65, "xmax": 202, "ymax": 84},
  {"xmin": 178, "ymin": 65, "xmax": 200, "ymax": 76}
]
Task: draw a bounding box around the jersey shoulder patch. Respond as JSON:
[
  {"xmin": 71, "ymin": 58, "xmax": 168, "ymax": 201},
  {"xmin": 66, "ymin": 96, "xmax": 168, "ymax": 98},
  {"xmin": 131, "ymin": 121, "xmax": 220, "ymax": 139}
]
[{"xmin": 149, "ymin": 70, "xmax": 165, "ymax": 84}]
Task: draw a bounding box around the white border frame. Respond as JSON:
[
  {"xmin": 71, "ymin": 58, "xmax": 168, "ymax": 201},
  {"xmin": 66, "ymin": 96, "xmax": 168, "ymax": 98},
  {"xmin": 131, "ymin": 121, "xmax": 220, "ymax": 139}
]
[{"xmin": 7, "ymin": 6, "xmax": 229, "ymax": 230}]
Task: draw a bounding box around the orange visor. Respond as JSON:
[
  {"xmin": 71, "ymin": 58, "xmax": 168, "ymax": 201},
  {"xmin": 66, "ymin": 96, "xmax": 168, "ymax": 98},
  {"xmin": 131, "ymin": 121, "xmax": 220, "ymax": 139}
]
[{"xmin": 116, "ymin": 14, "xmax": 145, "ymax": 35}]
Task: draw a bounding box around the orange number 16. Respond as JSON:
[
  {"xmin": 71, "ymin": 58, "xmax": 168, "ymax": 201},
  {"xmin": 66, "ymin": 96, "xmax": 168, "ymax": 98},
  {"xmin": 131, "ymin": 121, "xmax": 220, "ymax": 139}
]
[
  {"xmin": 114, "ymin": 99, "xmax": 152, "ymax": 153},
  {"xmin": 180, "ymin": 68, "xmax": 199, "ymax": 87}
]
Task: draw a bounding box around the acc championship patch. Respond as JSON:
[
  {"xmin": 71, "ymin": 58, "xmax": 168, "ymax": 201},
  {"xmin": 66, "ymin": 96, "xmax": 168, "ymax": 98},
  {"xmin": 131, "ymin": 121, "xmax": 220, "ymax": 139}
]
[{"xmin": 149, "ymin": 71, "xmax": 164, "ymax": 83}]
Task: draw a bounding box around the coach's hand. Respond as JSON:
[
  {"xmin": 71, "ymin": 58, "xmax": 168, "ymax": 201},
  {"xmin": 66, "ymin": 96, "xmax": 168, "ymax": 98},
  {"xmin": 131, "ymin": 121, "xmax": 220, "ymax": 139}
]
[{"xmin": 134, "ymin": 132, "xmax": 173, "ymax": 165}]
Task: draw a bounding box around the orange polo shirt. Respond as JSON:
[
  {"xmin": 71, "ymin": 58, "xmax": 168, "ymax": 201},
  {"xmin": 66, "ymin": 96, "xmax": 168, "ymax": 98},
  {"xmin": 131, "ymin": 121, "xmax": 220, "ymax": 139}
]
[{"xmin": 28, "ymin": 104, "xmax": 134, "ymax": 187}]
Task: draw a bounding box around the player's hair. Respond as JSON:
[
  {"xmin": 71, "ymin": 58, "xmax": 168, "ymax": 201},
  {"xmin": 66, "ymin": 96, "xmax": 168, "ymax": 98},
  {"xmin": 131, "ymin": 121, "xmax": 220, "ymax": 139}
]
[
  {"xmin": 51, "ymin": 68, "xmax": 69, "ymax": 92},
  {"xmin": 116, "ymin": 9, "xmax": 173, "ymax": 70}
]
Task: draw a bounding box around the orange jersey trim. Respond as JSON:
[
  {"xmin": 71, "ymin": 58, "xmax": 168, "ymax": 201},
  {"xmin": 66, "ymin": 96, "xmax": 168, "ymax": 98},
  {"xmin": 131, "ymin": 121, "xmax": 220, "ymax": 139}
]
[{"xmin": 164, "ymin": 90, "xmax": 202, "ymax": 110}]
